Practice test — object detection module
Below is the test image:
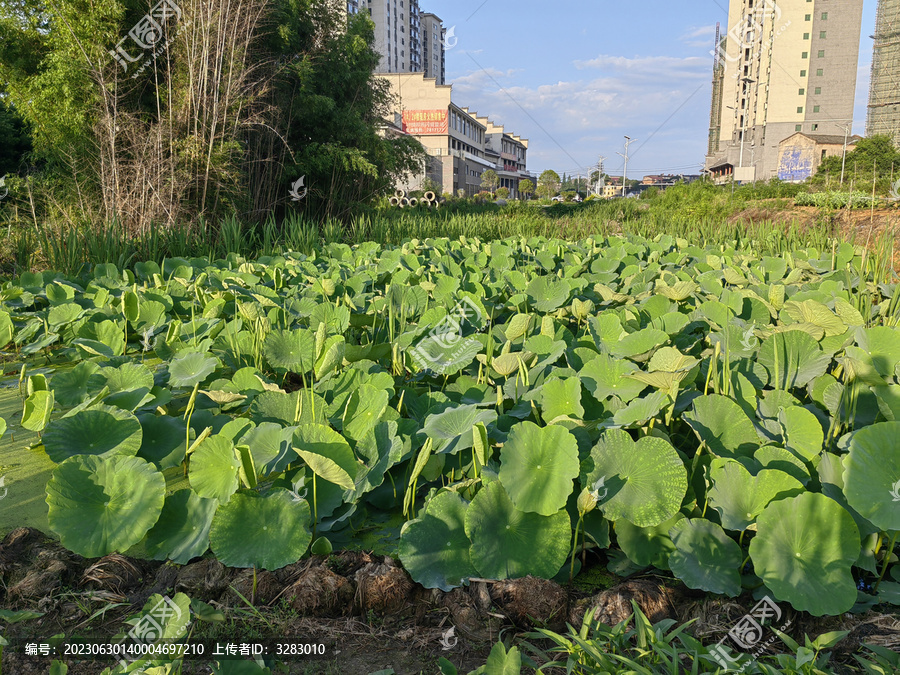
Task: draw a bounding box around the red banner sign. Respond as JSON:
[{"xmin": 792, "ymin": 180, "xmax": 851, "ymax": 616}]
[{"xmin": 402, "ymin": 109, "xmax": 449, "ymax": 135}]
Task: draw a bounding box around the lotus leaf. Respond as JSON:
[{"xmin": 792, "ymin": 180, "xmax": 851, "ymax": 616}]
[
  {"xmin": 499, "ymin": 421, "xmax": 579, "ymax": 516},
  {"xmin": 43, "ymin": 404, "xmax": 142, "ymax": 463},
  {"xmin": 757, "ymin": 331, "xmax": 830, "ymax": 389},
  {"xmin": 189, "ymin": 435, "xmax": 241, "ymax": 503},
  {"xmin": 342, "ymin": 384, "xmax": 388, "ymax": 443},
  {"xmin": 168, "ymin": 351, "xmax": 218, "ymax": 388},
  {"xmin": 465, "ymin": 481, "xmax": 570, "ymax": 580},
  {"xmin": 137, "ymin": 414, "xmax": 187, "ymax": 469},
  {"xmin": 209, "ymin": 490, "xmax": 311, "ymax": 570},
  {"xmin": 423, "ymin": 403, "xmax": 497, "ymax": 455},
  {"xmin": 749, "ymin": 493, "xmax": 860, "ymax": 616},
  {"xmin": 684, "ymin": 395, "xmax": 760, "ymax": 458},
  {"xmin": 46, "ymin": 454, "xmax": 165, "ymax": 557},
  {"xmin": 615, "ymin": 512, "xmax": 683, "ymax": 569},
  {"xmin": 842, "ymin": 422, "xmax": 900, "ymax": 532},
  {"xmin": 144, "ymin": 489, "xmax": 216, "ymax": 564},
  {"xmin": 609, "ymin": 328, "xmax": 668, "ymax": 358},
  {"xmin": 585, "ymin": 429, "xmax": 687, "ymax": 527},
  {"xmin": 668, "ymin": 518, "xmax": 742, "ymax": 596},
  {"xmin": 399, "ymin": 491, "xmax": 477, "ymax": 591},
  {"xmin": 580, "ymin": 354, "xmax": 647, "ymax": 402},
  {"xmin": 779, "ymin": 406, "xmax": 825, "ymax": 461},
  {"xmin": 263, "ymin": 328, "xmax": 316, "ymax": 373}
]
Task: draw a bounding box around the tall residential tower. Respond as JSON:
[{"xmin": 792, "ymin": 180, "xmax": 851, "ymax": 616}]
[
  {"xmin": 366, "ymin": 1, "xmax": 445, "ymax": 84},
  {"xmin": 705, "ymin": 0, "xmax": 863, "ymax": 182},
  {"xmin": 867, "ymin": 0, "xmax": 900, "ymax": 144}
]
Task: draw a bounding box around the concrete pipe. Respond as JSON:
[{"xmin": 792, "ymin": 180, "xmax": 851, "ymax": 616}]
[
  {"xmin": 395, "ymin": 189, "xmax": 407, "ymax": 199},
  {"xmin": 389, "ymin": 197, "xmax": 400, "ymax": 207},
  {"xmin": 409, "ymin": 198, "xmax": 419, "ymax": 207},
  {"xmin": 399, "ymin": 198, "xmax": 410, "ymax": 208},
  {"xmin": 423, "ymin": 191, "xmax": 436, "ymax": 202}
]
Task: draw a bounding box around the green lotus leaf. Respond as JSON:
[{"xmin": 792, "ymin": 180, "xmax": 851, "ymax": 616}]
[
  {"xmin": 0, "ymin": 310, "xmax": 13, "ymax": 347},
  {"xmin": 144, "ymin": 489, "xmax": 216, "ymax": 564},
  {"xmin": 47, "ymin": 303, "xmax": 83, "ymax": 329},
  {"xmin": 609, "ymin": 328, "xmax": 668, "ymax": 358},
  {"xmin": 585, "ymin": 429, "xmax": 687, "ymax": 527},
  {"xmin": 778, "ymin": 406, "xmax": 824, "ymax": 461},
  {"xmin": 683, "ymin": 394, "xmax": 760, "ymax": 458},
  {"xmin": 842, "ymin": 422, "xmax": 900, "ymax": 532},
  {"xmin": 99, "ymin": 362, "xmax": 155, "ymax": 394},
  {"xmin": 293, "ymin": 423, "xmax": 358, "ymax": 491},
  {"xmin": 540, "ymin": 377, "xmax": 584, "ymax": 422},
  {"xmin": 43, "ymin": 404, "xmax": 142, "ymax": 463},
  {"xmin": 818, "ymin": 452, "xmax": 879, "ymax": 538},
  {"xmin": 314, "ymin": 335, "xmax": 345, "ymax": 379},
  {"xmin": 580, "ymin": 354, "xmax": 647, "ymax": 402},
  {"xmin": 21, "ymin": 390, "xmax": 54, "ymax": 432},
  {"xmin": 242, "ymin": 422, "xmax": 296, "ymax": 476},
  {"xmin": 499, "ymin": 421, "xmax": 579, "ymax": 516},
  {"xmin": 410, "ymin": 335, "xmax": 482, "ymax": 375},
  {"xmin": 52, "ymin": 362, "xmax": 101, "ymax": 407},
  {"xmin": 263, "ymin": 328, "xmax": 316, "ymax": 373},
  {"xmin": 137, "ymin": 413, "xmax": 187, "ymax": 470},
  {"xmin": 754, "ymin": 446, "xmax": 811, "ymax": 485},
  {"xmin": 209, "ymin": 490, "xmax": 312, "ymax": 570},
  {"xmin": 611, "ymin": 390, "xmax": 668, "ymax": 427},
  {"xmin": 749, "ymin": 493, "xmax": 860, "ymax": 616},
  {"xmin": 188, "ymin": 435, "xmax": 241, "ymax": 503},
  {"xmin": 250, "ymin": 389, "xmax": 326, "ymax": 426},
  {"xmin": 0, "ymin": 416, "xmax": 6, "ymax": 439},
  {"xmin": 525, "ymin": 276, "xmax": 569, "ymax": 312},
  {"xmin": 708, "ymin": 460, "xmax": 805, "ymax": 531},
  {"xmin": 46, "ymin": 454, "xmax": 165, "ymax": 558},
  {"xmin": 342, "ymin": 384, "xmax": 388, "ymax": 443},
  {"xmin": 168, "ymin": 351, "xmax": 218, "ymax": 388},
  {"xmin": 758, "ymin": 331, "xmax": 831, "ymax": 389},
  {"xmin": 856, "ymin": 327, "xmax": 900, "ymax": 379},
  {"xmin": 668, "ymin": 518, "xmax": 742, "ymax": 597},
  {"xmin": 465, "ymin": 481, "xmax": 570, "ymax": 580},
  {"xmin": 399, "ymin": 491, "xmax": 477, "ymax": 591},
  {"xmin": 615, "ymin": 512, "xmax": 684, "ymax": 569},
  {"xmin": 423, "ymin": 403, "xmax": 497, "ymax": 455}
]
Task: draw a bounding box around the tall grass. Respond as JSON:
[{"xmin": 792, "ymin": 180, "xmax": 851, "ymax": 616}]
[{"xmin": 4, "ymin": 192, "xmax": 895, "ymax": 278}]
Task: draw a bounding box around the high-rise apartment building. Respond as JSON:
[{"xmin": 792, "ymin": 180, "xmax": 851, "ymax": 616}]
[
  {"xmin": 867, "ymin": 0, "xmax": 900, "ymax": 144},
  {"xmin": 706, "ymin": 0, "xmax": 863, "ymax": 182},
  {"xmin": 421, "ymin": 13, "xmax": 446, "ymax": 85},
  {"xmin": 362, "ymin": 1, "xmax": 446, "ymax": 83}
]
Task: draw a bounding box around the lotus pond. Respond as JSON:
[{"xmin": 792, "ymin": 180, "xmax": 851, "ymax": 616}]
[{"xmin": 0, "ymin": 234, "xmax": 899, "ymax": 622}]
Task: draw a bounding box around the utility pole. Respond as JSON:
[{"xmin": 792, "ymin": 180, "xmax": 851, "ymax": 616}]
[
  {"xmin": 840, "ymin": 122, "xmax": 852, "ymax": 187},
  {"xmin": 618, "ymin": 137, "xmax": 634, "ymax": 198},
  {"xmin": 594, "ymin": 155, "xmax": 606, "ymax": 196}
]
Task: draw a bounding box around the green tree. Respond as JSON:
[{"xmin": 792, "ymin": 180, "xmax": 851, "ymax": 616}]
[
  {"xmin": 496, "ymin": 186, "xmax": 509, "ymax": 199},
  {"xmin": 518, "ymin": 179, "xmax": 534, "ymax": 200},
  {"xmin": 0, "ymin": 97, "xmax": 32, "ymax": 176},
  {"xmin": 536, "ymin": 169, "xmax": 560, "ymax": 199},
  {"xmin": 480, "ymin": 169, "xmax": 499, "ymax": 194},
  {"xmin": 813, "ymin": 135, "xmax": 900, "ymax": 193}
]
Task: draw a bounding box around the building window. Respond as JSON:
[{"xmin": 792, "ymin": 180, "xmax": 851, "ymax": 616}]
[
  {"xmin": 805, "ymin": 14, "xmax": 811, "ymax": 21},
  {"xmin": 800, "ymin": 69, "xmax": 807, "ymax": 77},
  {"xmin": 812, "ymin": 124, "xmax": 819, "ymax": 131},
  {"xmin": 803, "ymin": 33, "xmax": 810, "ymax": 40},
  {"xmin": 799, "ymin": 88, "xmax": 805, "ymax": 95},
  {"xmin": 820, "ymin": 31, "xmax": 826, "ymax": 39},
  {"xmin": 815, "ymin": 87, "xmax": 821, "ymax": 94},
  {"xmin": 816, "ymin": 68, "xmax": 823, "ymax": 76},
  {"xmin": 798, "ymin": 107, "xmax": 804, "ymax": 113},
  {"xmin": 813, "ymin": 105, "xmax": 820, "ymax": 112},
  {"xmin": 796, "ymin": 124, "xmax": 802, "ymax": 131},
  {"xmin": 821, "ymin": 12, "xmax": 828, "ymax": 19},
  {"xmin": 802, "ymin": 51, "xmax": 808, "ymax": 59}
]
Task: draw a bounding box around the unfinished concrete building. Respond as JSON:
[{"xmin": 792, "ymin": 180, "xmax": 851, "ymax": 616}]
[{"xmin": 867, "ymin": 0, "xmax": 900, "ymax": 144}]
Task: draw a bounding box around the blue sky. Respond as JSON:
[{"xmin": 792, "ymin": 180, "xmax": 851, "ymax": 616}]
[{"xmin": 423, "ymin": 0, "xmax": 879, "ymax": 178}]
